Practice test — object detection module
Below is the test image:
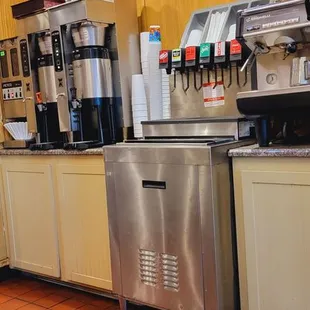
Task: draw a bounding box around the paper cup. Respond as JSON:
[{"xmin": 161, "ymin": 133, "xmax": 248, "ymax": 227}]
[
  {"xmin": 140, "ymin": 32, "xmax": 150, "ymax": 62},
  {"xmin": 132, "ymin": 74, "xmax": 147, "ymax": 99}
]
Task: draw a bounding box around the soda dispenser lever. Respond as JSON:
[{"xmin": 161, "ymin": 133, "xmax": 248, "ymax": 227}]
[
  {"xmin": 214, "ymin": 41, "xmax": 229, "ymax": 89},
  {"xmin": 185, "ymin": 46, "xmax": 200, "ymax": 92},
  {"xmin": 193, "ymin": 67, "xmax": 203, "ymax": 91},
  {"xmin": 243, "ymin": 66, "xmax": 248, "ymax": 87},
  {"xmin": 159, "ymin": 50, "xmax": 172, "ymax": 74},
  {"xmin": 199, "ymin": 43, "xmax": 214, "ymax": 91},
  {"xmin": 229, "ymin": 39, "xmax": 248, "ymax": 88},
  {"xmin": 171, "ymin": 48, "xmax": 185, "ymax": 92}
]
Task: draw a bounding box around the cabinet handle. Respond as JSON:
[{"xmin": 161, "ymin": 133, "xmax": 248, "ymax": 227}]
[{"xmin": 142, "ymin": 180, "xmax": 166, "ymax": 190}]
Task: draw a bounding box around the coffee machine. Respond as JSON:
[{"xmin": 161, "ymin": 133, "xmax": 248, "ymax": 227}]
[
  {"xmin": 48, "ymin": 0, "xmax": 140, "ymax": 150},
  {"xmin": 14, "ymin": 11, "xmax": 64, "ymax": 150},
  {"xmin": 0, "ymin": 37, "xmax": 37, "ymax": 148},
  {"xmin": 236, "ymin": 0, "xmax": 310, "ymax": 146}
]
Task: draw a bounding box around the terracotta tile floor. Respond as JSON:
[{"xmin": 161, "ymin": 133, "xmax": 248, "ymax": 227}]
[{"xmin": 0, "ymin": 275, "xmax": 144, "ymax": 310}]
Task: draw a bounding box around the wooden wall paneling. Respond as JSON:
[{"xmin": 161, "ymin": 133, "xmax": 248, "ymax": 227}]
[
  {"xmin": 136, "ymin": 0, "xmax": 147, "ymax": 32},
  {"xmin": 140, "ymin": 0, "xmax": 235, "ymax": 49},
  {"xmin": 0, "ymin": 0, "xmax": 27, "ymax": 41}
]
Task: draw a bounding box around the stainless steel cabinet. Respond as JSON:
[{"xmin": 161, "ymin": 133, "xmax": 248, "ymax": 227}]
[{"xmin": 114, "ymin": 163, "xmax": 204, "ymax": 310}]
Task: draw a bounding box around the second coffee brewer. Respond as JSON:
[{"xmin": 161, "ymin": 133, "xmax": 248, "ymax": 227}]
[
  {"xmin": 69, "ymin": 22, "xmax": 115, "ymax": 149},
  {"xmin": 48, "ymin": 0, "xmax": 140, "ymax": 149}
]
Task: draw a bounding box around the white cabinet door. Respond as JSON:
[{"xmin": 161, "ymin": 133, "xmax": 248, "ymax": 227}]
[
  {"xmin": 234, "ymin": 159, "xmax": 310, "ymax": 310},
  {"xmin": 0, "ymin": 166, "xmax": 7, "ymax": 263},
  {"xmin": 2, "ymin": 161, "xmax": 60, "ymax": 277},
  {"xmin": 56, "ymin": 158, "xmax": 112, "ymax": 290}
]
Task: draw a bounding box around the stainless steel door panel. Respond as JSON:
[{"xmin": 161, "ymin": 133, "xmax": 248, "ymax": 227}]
[
  {"xmin": 3, "ymin": 101, "xmax": 26, "ymax": 118},
  {"xmin": 114, "ymin": 163, "xmax": 204, "ymax": 310},
  {"xmin": 38, "ymin": 65, "xmax": 57, "ymax": 103}
]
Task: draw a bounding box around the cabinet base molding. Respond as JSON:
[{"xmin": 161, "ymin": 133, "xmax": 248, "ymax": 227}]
[
  {"xmin": 26, "ymin": 271, "xmax": 115, "ymax": 297},
  {"xmin": 0, "ymin": 259, "xmax": 8, "ymax": 268}
]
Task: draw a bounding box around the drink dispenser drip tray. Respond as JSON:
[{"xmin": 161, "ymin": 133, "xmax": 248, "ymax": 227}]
[{"xmin": 237, "ymin": 85, "xmax": 310, "ymax": 116}]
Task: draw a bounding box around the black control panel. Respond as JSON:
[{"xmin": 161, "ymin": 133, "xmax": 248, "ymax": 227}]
[
  {"xmin": 52, "ymin": 31, "xmax": 63, "ymax": 72},
  {"xmin": 0, "ymin": 50, "xmax": 9, "ymax": 78},
  {"xmin": 20, "ymin": 39, "xmax": 30, "ymax": 77},
  {"xmin": 2, "ymin": 80, "xmax": 23, "ymax": 101}
]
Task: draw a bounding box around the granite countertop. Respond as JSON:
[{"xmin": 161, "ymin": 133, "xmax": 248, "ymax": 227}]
[
  {"xmin": 229, "ymin": 144, "xmax": 310, "ymax": 157},
  {"xmin": 0, "ymin": 148, "xmax": 104, "ymax": 156}
]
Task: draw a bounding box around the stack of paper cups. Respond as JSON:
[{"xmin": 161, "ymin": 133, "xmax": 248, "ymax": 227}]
[
  {"xmin": 140, "ymin": 32, "xmax": 149, "ymax": 62},
  {"xmin": 162, "ymin": 70, "xmax": 171, "ymax": 119},
  {"xmin": 140, "ymin": 32, "xmax": 150, "ymax": 112},
  {"xmin": 132, "ymin": 74, "xmax": 148, "ymax": 138},
  {"xmin": 148, "ymin": 41, "xmax": 163, "ymax": 120}
]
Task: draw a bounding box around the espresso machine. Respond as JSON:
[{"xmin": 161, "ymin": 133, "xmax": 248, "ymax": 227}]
[
  {"xmin": 14, "ymin": 10, "xmax": 64, "ymax": 150},
  {"xmin": 48, "ymin": 0, "xmax": 140, "ymax": 149},
  {"xmin": 236, "ymin": 0, "xmax": 310, "ymax": 146}
]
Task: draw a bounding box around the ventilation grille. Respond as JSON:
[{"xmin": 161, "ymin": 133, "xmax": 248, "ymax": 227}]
[
  {"xmin": 139, "ymin": 249, "xmax": 158, "ymax": 287},
  {"xmin": 139, "ymin": 249, "xmax": 180, "ymax": 291},
  {"xmin": 161, "ymin": 253, "xmax": 179, "ymax": 292}
]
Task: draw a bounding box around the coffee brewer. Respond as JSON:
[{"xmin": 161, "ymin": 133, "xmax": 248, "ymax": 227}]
[
  {"xmin": 237, "ymin": 0, "xmax": 310, "ymax": 146},
  {"xmin": 14, "ymin": 11, "xmax": 64, "ymax": 150},
  {"xmin": 48, "ymin": 0, "xmax": 140, "ymax": 150},
  {"xmin": 0, "ymin": 37, "xmax": 36, "ymax": 148}
]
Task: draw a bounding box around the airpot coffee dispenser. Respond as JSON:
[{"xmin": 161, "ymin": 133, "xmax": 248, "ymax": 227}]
[
  {"xmin": 70, "ymin": 22, "xmax": 114, "ymax": 148},
  {"xmin": 48, "ymin": 0, "xmax": 140, "ymax": 150}
]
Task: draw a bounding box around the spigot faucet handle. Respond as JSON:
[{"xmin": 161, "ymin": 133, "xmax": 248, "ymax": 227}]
[
  {"xmin": 22, "ymin": 96, "xmax": 33, "ymax": 103},
  {"xmin": 70, "ymin": 87, "xmax": 77, "ymax": 100},
  {"xmin": 56, "ymin": 93, "xmax": 66, "ymax": 99},
  {"xmin": 71, "ymin": 99, "xmax": 82, "ymax": 109}
]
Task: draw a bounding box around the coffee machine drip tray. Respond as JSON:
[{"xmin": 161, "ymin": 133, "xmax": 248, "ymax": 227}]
[
  {"xmin": 64, "ymin": 140, "xmax": 104, "ymax": 151},
  {"xmin": 125, "ymin": 137, "xmax": 235, "ymax": 145},
  {"xmin": 237, "ymin": 85, "xmax": 310, "ymax": 116}
]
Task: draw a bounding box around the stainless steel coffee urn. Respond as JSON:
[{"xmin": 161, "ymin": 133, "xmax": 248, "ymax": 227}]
[
  {"xmin": 48, "ymin": 0, "xmax": 140, "ymax": 150},
  {"xmin": 70, "ymin": 22, "xmax": 114, "ymax": 147}
]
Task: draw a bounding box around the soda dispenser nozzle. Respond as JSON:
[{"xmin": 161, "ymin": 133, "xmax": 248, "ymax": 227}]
[{"xmin": 185, "ymin": 46, "xmax": 200, "ymax": 92}]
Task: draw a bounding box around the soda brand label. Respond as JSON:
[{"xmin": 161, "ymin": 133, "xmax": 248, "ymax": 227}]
[
  {"xmin": 186, "ymin": 46, "xmax": 196, "ymax": 61},
  {"xmin": 200, "ymin": 43, "xmax": 211, "ymax": 58},
  {"xmin": 172, "ymin": 49, "xmax": 182, "ymax": 62},
  {"xmin": 230, "ymin": 39, "xmax": 242, "ymax": 55},
  {"xmin": 159, "ymin": 50, "xmax": 169, "ymax": 64},
  {"xmin": 214, "ymin": 42, "xmax": 226, "ymax": 57}
]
